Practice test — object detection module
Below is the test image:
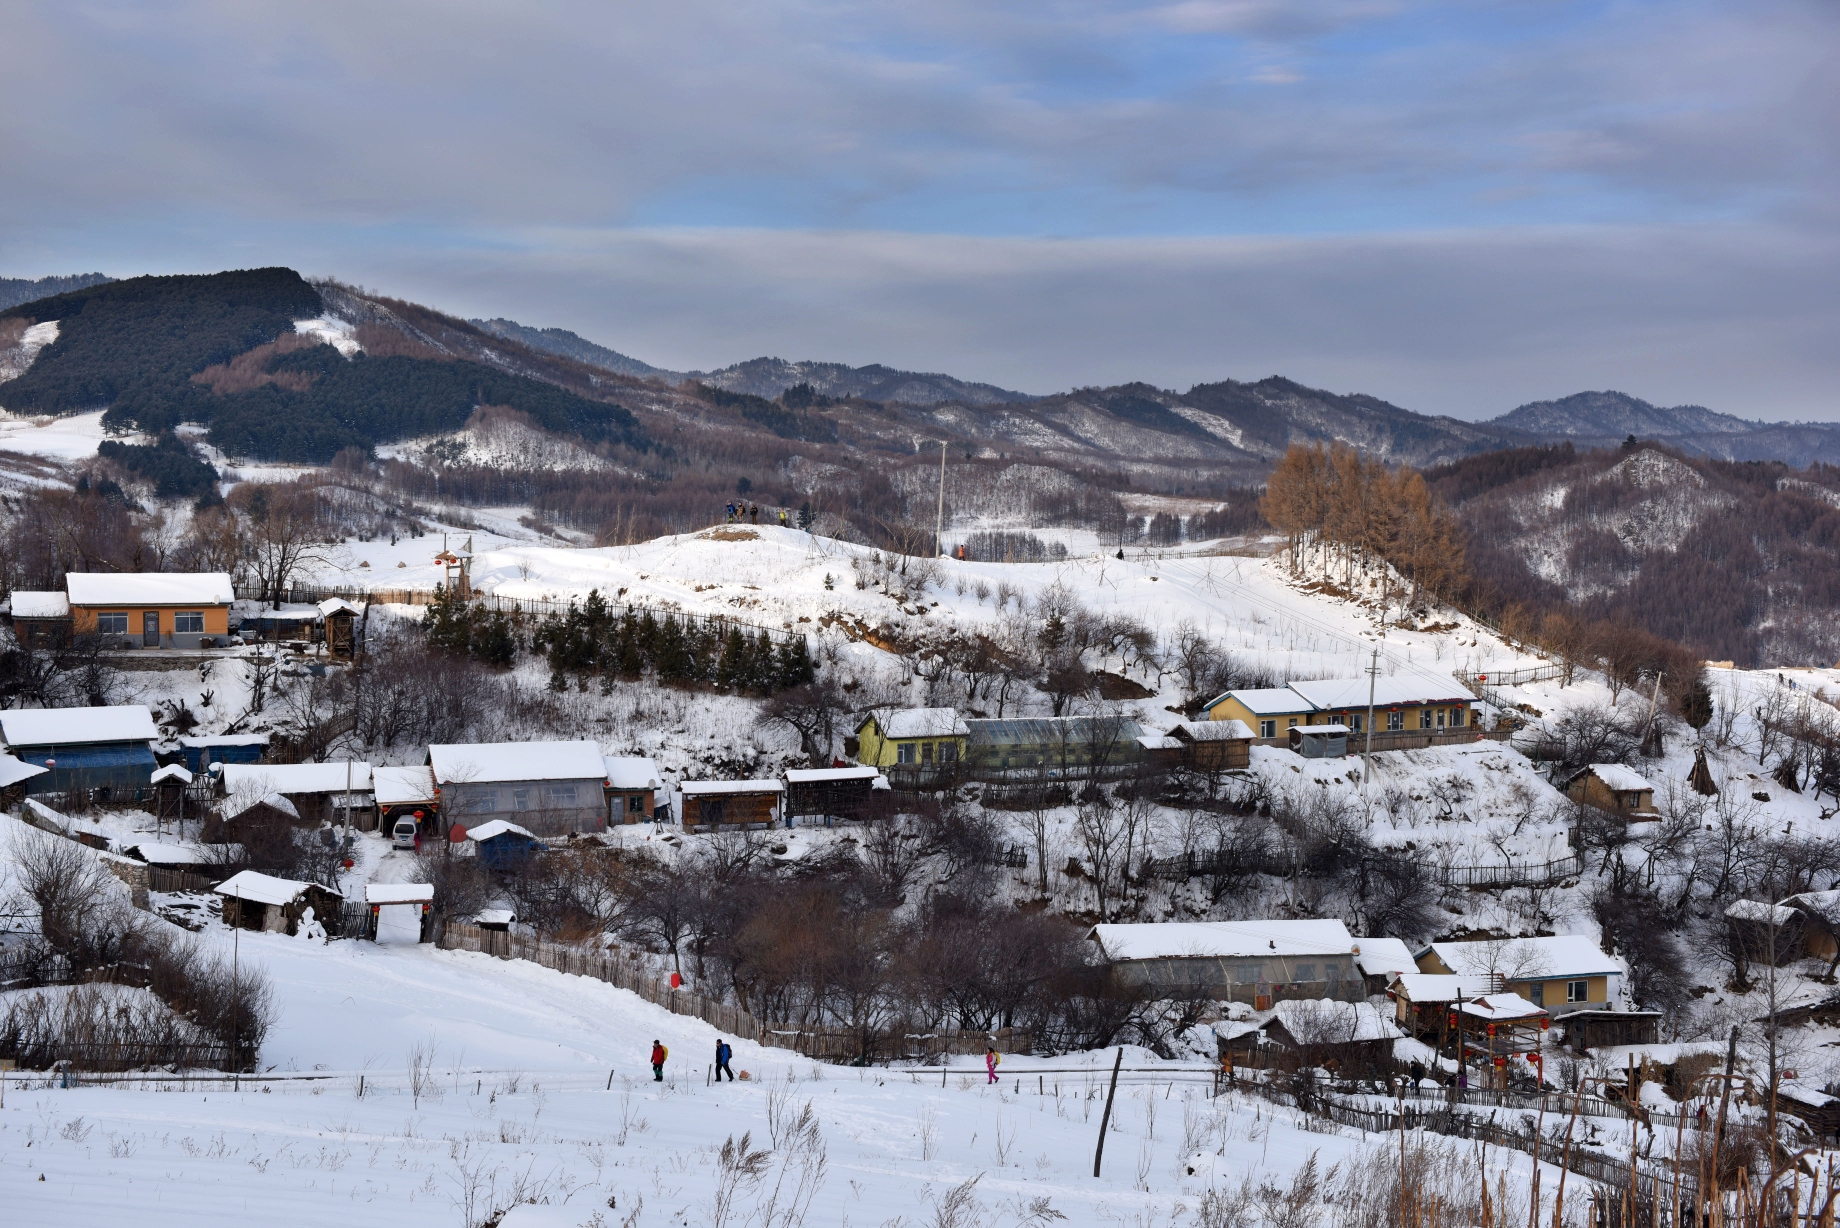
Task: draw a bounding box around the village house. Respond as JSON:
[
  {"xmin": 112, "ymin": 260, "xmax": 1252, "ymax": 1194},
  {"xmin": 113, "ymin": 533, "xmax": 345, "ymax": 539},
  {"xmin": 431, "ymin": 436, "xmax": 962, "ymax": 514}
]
[
  {"xmin": 1204, "ymin": 688, "xmax": 1314, "ymax": 739},
  {"xmin": 1416, "ymin": 935, "xmax": 1623, "ymax": 1015},
  {"xmin": 65, "ymin": 571, "xmax": 234, "ymax": 649},
  {"xmin": 1205, "ymin": 669, "xmax": 1479, "ymax": 740},
  {"xmin": 7, "ymin": 590, "xmax": 71, "ymax": 647},
  {"xmin": 221, "ymin": 761, "xmax": 375, "ymax": 827},
  {"xmin": 0, "ymin": 704, "xmax": 159, "ymax": 797},
  {"xmin": 1352, "ymin": 936, "xmax": 1419, "ymax": 995},
  {"xmin": 214, "ymin": 870, "xmax": 342, "ymax": 935},
  {"xmin": 373, "ymin": 764, "xmax": 439, "ymax": 835},
  {"xmin": 854, "ymin": 708, "xmax": 970, "ymax": 770},
  {"xmin": 1089, "ymin": 919, "xmax": 1362, "ymax": 1005},
  {"xmin": 428, "ymin": 740, "xmax": 610, "ymax": 837},
  {"xmin": 783, "ymin": 765, "xmax": 887, "ymax": 824},
  {"xmin": 603, "ymin": 755, "xmax": 663, "ymax": 823},
  {"xmin": 679, "ymin": 779, "xmax": 783, "ymax": 830},
  {"xmin": 1166, "ymin": 719, "xmax": 1253, "ymax": 770},
  {"xmin": 1562, "ymin": 763, "xmax": 1661, "ymax": 820}
]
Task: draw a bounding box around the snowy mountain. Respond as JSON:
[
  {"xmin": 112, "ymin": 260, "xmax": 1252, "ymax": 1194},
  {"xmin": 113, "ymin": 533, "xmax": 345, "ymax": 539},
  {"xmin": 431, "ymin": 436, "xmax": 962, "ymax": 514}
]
[
  {"xmin": 1487, "ymin": 390, "xmax": 1759, "ymax": 438},
  {"xmin": 470, "ymin": 317, "xmax": 673, "ymax": 380}
]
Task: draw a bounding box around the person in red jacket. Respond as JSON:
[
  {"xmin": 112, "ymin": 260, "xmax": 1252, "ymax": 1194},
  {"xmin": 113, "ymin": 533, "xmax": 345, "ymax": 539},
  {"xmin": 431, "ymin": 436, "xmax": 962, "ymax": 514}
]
[{"xmin": 650, "ymin": 1039, "xmax": 667, "ymax": 1082}]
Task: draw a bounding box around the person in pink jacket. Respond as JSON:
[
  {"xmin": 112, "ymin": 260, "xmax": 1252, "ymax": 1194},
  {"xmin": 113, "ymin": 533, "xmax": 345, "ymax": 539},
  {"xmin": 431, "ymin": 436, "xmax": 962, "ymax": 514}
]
[{"xmin": 985, "ymin": 1047, "xmax": 1000, "ymax": 1085}]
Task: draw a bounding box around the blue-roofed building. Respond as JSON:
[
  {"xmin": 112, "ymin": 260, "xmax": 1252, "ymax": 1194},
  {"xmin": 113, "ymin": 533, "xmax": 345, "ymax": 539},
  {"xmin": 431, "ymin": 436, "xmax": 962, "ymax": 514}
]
[
  {"xmin": 177, "ymin": 734, "xmax": 271, "ymax": 774},
  {"xmin": 0, "ymin": 705, "xmax": 159, "ymax": 797}
]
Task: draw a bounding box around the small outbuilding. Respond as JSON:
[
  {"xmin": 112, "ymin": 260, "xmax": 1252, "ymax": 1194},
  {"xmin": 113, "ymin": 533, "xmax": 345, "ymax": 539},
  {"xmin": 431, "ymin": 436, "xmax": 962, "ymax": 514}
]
[
  {"xmin": 1388, "ymin": 972, "xmax": 1497, "ymax": 1037},
  {"xmin": 1563, "ymin": 763, "xmax": 1661, "ymax": 820},
  {"xmin": 783, "ymin": 765, "xmax": 886, "ymax": 824},
  {"xmin": 1561, "ymin": 1009, "xmax": 1664, "ymax": 1052},
  {"xmin": 317, "ymin": 597, "xmax": 362, "ymax": 659},
  {"xmin": 214, "ymin": 870, "xmax": 342, "ymax": 935},
  {"xmin": 1263, "ymin": 998, "xmax": 1404, "ymax": 1074},
  {"xmin": 1289, "ymin": 723, "xmax": 1349, "ymax": 759},
  {"xmin": 177, "ymin": 734, "xmax": 270, "ymax": 774},
  {"xmin": 1724, "ymin": 898, "xmax": 1804, "ymax": 967},
  {"xmin": 603, "ymin": 755, "xmax": 663, "ymax": 823},
  {"xmin": 1168, "ymin": 719, "xmax": 1254, "ymax": 771},
  {"xmin": 679, "ymin": 779, "xmax": 783, "ymax": 830},
  {"xmin": 1353, "ymin": 936, "xmax": 1419, "ymax": 995},
  {"xmin": 8, "ymin": 591, "xmax": 71, "ymax": 647},
  {"xmin": 467, "ymin": 820, "xmax": 545, "ymax": 871}
]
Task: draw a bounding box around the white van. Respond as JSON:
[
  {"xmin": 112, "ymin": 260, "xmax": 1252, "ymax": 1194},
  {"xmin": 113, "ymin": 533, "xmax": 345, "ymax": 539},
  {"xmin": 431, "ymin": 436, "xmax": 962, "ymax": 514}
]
[{"xmin": 391, "ymin": 817, "xmax": 419, "ymax": 850}]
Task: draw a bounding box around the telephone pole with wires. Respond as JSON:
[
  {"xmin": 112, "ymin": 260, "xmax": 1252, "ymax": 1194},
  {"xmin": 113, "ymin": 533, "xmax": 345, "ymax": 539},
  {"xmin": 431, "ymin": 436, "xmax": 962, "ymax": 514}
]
[{"xmin": 1362, "ymin": 647, "xmax": 1380, "ymax": 788}]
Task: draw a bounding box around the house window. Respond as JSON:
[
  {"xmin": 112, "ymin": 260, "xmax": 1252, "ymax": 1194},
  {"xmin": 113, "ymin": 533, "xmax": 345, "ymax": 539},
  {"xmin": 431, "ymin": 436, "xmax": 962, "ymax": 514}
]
[
  {"xmin": 626, "ymin": 794, "xmax": 645, "ymax": 813},
  {"xmin": 1294, "ymin": 963, "xmax": 1316, "ymax": 982},
  {"xmin": 939, "ymin": 741, "xmax": 958, "ymax": 763},
  {"xmin": 1288, "ymin": 718, "xmax": 1299, "ymax": 728},
  {"xmin": 1566, "ymin": 980, "xmax": 1589, "ymax": 1003},
  {"xmin": 1387, "ymin": 710, "xmax": 1403, "ymax": 731},
  {"xmin": 97, "ymin": 612, "xmax": 128, "ymax": 634},
  {"xmin": 511, "ymin": 788, "xmax": 530, "ymax": 810},
  {"xmin": 1450, "ymin": 706, "xmax": 1465, "ymax": 727},
  {"xmin": 1260, "ymin": 720, "xmax": 1276, "ymax": 739},
  {"xmin": 1235, "ymin": 964, "xmax": 1261, "ymax": 984},
  {"xmin": 1436, "ymin": 709, "xmax": 1446, "ymax": 728},
  {"xmin": 546, "ymin": 785, "xmax": 578, "ymax": 808},
  {"xmin": 897, "ymin": 742, "xmax": 916, "ymax": 765},
  {"xmin": 921, "ymin": 742, "xmax": 934, "ymax": 764},
  {"xmin": 1420, "ymin": 709, "xmax": 1433, "ymax": 729},
  {"xmin": 174, "ymin": 611, "xmax": 204, "ymax": 633},
  {"xmin": 466, "ymin": 789, "xmax": 499, "ymax": 813}
]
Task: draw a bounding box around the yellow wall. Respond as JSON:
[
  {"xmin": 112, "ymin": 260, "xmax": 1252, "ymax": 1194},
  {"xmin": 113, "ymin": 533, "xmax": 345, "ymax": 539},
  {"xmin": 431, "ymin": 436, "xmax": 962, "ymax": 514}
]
[
  {"xmin": 70, "ymin": 605, "xmax": 231, "ymax": 636},
  {"xmin": 1414, "ymin": 950, "xmax": 1606, "ymax": 1008},
  {"xmin": 855, "ymin": 716, "xmax": 967, "ymax": 768},
  {"xmin": 1208, "ymin": 695, "xmax": 1476, "ymax": 734},
  {"xmin": 1206, "ymin": 696, "xmax": 1310, "ymax": 730}
]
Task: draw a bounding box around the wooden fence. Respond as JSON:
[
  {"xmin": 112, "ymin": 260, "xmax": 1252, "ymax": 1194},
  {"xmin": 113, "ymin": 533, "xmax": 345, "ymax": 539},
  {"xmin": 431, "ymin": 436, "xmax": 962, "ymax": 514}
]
[
  {"xmin": 1142, "ymin": 846, "xmax": 1584, "ymax": 889},
  {"xmin": 146, "ymin": 866, "xmax": 227, "ymax": 894},
  {"xmin": 436, "ymin": 922, "xmax": 1024, "ymax": 1062}
]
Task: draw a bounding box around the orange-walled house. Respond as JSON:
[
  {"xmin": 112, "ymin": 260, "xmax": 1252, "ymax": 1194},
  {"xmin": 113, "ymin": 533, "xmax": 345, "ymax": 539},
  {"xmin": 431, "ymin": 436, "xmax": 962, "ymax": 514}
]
[{"xmin": 65, "ymin": 573, "xmax": 234, "ymax": 649}]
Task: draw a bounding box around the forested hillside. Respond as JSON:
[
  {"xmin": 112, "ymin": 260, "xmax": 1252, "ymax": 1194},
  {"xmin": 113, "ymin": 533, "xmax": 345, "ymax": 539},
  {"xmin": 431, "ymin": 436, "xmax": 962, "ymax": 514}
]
[{"xmin": 0, "ymin": 272, "xmax": 112, "ymax": 312}]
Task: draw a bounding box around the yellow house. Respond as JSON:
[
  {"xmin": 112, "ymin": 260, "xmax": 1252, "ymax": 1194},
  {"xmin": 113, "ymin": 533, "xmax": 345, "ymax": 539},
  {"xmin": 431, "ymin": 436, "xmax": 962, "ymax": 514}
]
[
  {"xmin": 1207, "ymin": 670, "xmax": 1478, "ymax": 739},
  {"xmin": 855, "ymin": 708, "xmax": 970, "ymax": 769},
  {"xmin": 66, "ymin": 572, "xmax": 235, "ymax": 649},
  {"xmin": 1417, "ymin": 936, "xmax": 1621, "ymax": 1015},
  {"xmin": 1203, "ymin": 688, "xmax": 1315, "ymax": 739}
]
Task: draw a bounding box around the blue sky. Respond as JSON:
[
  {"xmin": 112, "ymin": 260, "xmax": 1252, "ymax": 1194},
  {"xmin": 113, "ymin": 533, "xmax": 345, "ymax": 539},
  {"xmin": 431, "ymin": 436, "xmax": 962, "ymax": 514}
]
[{"xmin": 2, "ymin": 0, "xmax": 1835, "ymax": 418}]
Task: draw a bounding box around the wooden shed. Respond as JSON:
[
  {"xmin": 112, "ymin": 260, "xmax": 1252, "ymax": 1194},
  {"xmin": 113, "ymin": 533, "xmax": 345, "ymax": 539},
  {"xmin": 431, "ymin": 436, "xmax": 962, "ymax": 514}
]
[
  {"xmin": 1563, "ymin": 763, "xmax": 1661, "ymax": 820},
  {"xmin": 317, "ymin": 597, "xmax": 362, "ymax": 659},
  {"xmin": 0, "ymin": 753, "xmax": 49, "ymax": 809},
  {"xmin": 1561, "ymin": 1009, "xmax": 1664, "ymax": 1052},
  {"xmin": 603, "ymin": 755, "xmax": 663, "ymax": 823},
  {"xmin": 1724, "ymin": 898, "xmax": 1805, "ymax": 967},
  {"xmin": 680, "ymin": 780, "xmax": 783, "ymax": 830},
  {"xmin": 1289, "ymin": 723, "xmax": 1349, "ymax": 759},
  {"xmin": 783, "ymin": 766, "xmax": 886, "ymax": 824},
  {"xmin": 1168, "ymin": 720, "xmax": 1254, "ymax": 770},
  {"xmin": 214, "ymin": 870, "xmax": 342, "ymax": 936}
]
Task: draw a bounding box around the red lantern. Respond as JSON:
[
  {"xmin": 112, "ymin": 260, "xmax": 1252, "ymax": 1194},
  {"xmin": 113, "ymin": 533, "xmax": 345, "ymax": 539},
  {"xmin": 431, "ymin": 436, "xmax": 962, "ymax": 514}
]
[
  {"xmin": 1494, "ymin": 1057, "xmax": 1506, "ymax": 1070},
  {"xmin": 669, "ymin": 971, "xmax": 682, "ymax": 990},
  {"xmin": 1447, "ymin": 1012, "xmax": 1458, "ymax": 1030}
]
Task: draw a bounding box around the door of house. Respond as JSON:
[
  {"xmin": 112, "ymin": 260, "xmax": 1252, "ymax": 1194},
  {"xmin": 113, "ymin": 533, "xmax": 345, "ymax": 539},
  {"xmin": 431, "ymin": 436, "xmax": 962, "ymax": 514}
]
[{"xmin": 142, "ymin": 611, "xmax": 160, "ymax": 647}]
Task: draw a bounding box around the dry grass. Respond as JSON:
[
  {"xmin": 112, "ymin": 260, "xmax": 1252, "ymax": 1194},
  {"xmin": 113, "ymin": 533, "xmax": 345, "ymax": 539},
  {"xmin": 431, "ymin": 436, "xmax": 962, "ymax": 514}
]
[{"xmin": 702, "ymin": 527, "xmax": 760, "ymax": 541}]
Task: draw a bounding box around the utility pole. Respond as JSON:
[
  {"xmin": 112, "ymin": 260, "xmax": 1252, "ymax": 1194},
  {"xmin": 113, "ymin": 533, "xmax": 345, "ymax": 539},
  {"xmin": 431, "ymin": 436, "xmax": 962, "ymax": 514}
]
[
  {"xmin": 935, "ymin": 439, "xmax": 948, "ymax": 558},
  {"xmin": 1361, "ymin": 647, "xmax": 1380, "ymax": 789}
]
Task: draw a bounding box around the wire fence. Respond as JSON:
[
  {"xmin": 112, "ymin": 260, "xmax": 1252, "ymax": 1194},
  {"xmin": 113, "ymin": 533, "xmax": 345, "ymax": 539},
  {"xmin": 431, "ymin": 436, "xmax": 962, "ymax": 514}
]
[{"xmin": 1141, "ymin": 847, "xmax": 1585, "ymax": 889}]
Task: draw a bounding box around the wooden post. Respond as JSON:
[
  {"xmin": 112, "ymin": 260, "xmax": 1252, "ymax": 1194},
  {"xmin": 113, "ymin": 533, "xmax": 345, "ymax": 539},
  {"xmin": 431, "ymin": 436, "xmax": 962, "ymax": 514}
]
[{"xmin": 1093, "ymin": 1048, "xmax": 1124, "ymax": 1178}]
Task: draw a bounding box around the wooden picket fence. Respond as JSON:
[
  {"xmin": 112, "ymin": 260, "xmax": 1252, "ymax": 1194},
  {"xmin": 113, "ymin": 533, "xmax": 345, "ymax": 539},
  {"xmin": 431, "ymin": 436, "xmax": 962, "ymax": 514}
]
[{"xmin": 435, "ymin": 922, "xmax": 1023, "ymax": 1061}]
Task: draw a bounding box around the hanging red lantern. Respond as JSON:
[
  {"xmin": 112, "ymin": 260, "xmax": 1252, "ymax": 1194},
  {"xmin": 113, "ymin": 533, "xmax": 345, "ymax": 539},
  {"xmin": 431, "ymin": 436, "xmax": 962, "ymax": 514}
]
[{"xmin": 669, "ymin": 971, "xmax": 682, "ymax": 990}]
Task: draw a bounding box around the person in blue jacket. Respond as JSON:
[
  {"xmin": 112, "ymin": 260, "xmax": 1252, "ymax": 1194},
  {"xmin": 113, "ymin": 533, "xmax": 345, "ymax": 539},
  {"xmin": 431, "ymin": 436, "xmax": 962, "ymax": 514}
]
[{"xmin": 715, "ymin": 1038, "xmax": 735, "ymax": 1081}]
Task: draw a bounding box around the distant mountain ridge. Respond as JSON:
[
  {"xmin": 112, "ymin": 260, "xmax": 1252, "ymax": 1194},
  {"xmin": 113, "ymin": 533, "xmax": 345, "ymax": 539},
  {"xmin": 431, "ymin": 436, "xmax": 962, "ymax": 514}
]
[
  {"xmin": 470, "ymin": 317, "xmax": 670, "ymax": 380},
  {"xmin": 1485, "ymin": 390, "xmax": 1759, "ymax": 437},
  {"xmin": 0, "ymin": 272, "xmax": 112, "ymax": 312}
]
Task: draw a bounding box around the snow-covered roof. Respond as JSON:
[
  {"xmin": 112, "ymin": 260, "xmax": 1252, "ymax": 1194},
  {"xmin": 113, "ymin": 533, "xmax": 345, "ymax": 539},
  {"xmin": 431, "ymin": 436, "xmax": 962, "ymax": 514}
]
[
  {"xmin": 1782, "ymin": 889, "xmax": 1840, "ymax": 918},
  {"xmin": 1171, "ymin": 719, "xmax": 1255, "ymax": 742},
  {"xmin": 1209, "ymin": 688, "xmax": 1313, "ymax": 716},
  {"xmin": 1591, "ymin": 1041, "xmax": 1724, "ymax": 1066},
  {"xmin": 222, "ymin": 762, "xmax": 373, "ymax": 795},
  {"xmin": 1457, "ymin": 993, "xmax": 1547, "ymax": 1021},
  {"xmin": 65, "ymin": 571, "xmax": 234, "ymax": 606},
  {"xmin": 226, "ymin": 791, "xmax": 300, "ymax": 821},
  {"xmin": 477, "ymin": 908, "xmax": 517, "ymax": 926},
  {"xmin": 1576, "ymin": 763, "xmax": 1655, "ymax": 793},
  {"xmin": 0, "ymin": 753, "xmax": 49, "ymax": 788},
  {"xmin": 1426, "ymin": 936, "xmax": 1621, "ymax": 980},
  {"xmin": 1090, "ymin": 918, "xmax": 1354, "ymax": 961},
  {"xmin": 1724, "ymin": 899, "xmax": 1798, "ymax": 926},
  {"xmin": 1294, "ymin": 723, "xmax": 1350, "ymax": 735},
  {"xmin": 467, "ymin": 819, "xmax": 538, "ymax": 842},
  {"xmin": 1777, "ymin": 1082, "xmax": 1838, "ymax": 1108},
  {"xmin": 1269, "ymin": 998, "xmax": 1402, "ymax": 1043},
  {"xmin": 868, "ymin": 708, "xmax": 970, "ymax": 739},
  {"xmin": 0, "ymin": 705, "xmax": 158, "ymax": 747},
  {"xmin": 784, "ymin": 766, "xmax": 881, "ymax": 784},
  {"xmin": 366, "ymin": 882, "xmax": 433, "ymax": 905},
  {"xmin": 21, "ymin": 797, "xmax": 67, "ymax": 834},
  {"xmin": 1389, "ymin": 973, "xmax": 1494, "ymax": 1001},
  {"xmin": 1138, "ymin": 735, "xmax": 1184, "ymax": 751},
  {"xmin": 9, "ymin": 591, "xmax": 69, "ymax": 617},
  {"xmin": 119, "ymin": 841, "xmax": 207, "ymax": 866},
  {"xmin": 150, "ymin": 764, "xmax": 193, "ymax": 784},
  {"xmin": 681, "ymin": 779, "xmax": 784, "ymax": 795},
  {"xmin": 603, "ymin": 755, "xmax": 663, "ymax": 790},
  {"xmin": 315, "ymin": 597, "xmax": 362, "ymax": 616},
  {"xmin": 179, "ymin": 734, "xmax": 271, "ymax": 747},
  {"xmin": 429, "ymin": 740, "xmax": 606, "ymax": 784},
  {"xmin": 1286, "ymin": 669, "xmax": 1474, "ymax": 712},
  {"xmin": 1353, "ymin": 937, "xmax": 1418, "ymax": 978},
  {"xmin": 373, "ymin": 765, "xmax": 438, "ymax": 806},
  {"xmin": 215, "ymin": 870, "xmax": 323, "ymax": 906}
]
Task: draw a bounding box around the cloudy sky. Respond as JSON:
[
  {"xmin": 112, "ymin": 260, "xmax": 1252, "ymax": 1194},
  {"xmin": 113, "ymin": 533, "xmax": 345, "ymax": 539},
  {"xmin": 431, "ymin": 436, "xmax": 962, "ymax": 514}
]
[{"xmin": 3, "ymin": 0, "xmax": 1836, "ymax": 419}]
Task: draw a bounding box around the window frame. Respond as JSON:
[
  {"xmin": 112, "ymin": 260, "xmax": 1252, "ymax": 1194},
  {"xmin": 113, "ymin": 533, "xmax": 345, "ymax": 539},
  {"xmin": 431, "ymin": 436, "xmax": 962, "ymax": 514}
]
[
  {"xmin": 1566, "ymin": 979, "xmax": 1589, "ymax": 1003},
  {"xmin": 896, "ymin": 742, "xmax": 916, "ymax": 765},
  {"xmin": 1259, "ymin": 719, "xmax": 1276, "ymax": 739},
  {"xmin": 1387, "ymin": 709, "xmax": 1403, "ymax": 732},
  {"xmin": 173, "ymin": 610, "xmax": 205, "ymax": 634},
  {"xmin": 96, "ymin": 612, "xmax": 129, "ymax": 634}
]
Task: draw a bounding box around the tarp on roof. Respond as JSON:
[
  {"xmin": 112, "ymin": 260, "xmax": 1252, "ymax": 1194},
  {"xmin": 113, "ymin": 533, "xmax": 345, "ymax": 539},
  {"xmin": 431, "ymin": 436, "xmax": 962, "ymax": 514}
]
[
  {"xmin": 603, "ymin": 755, "xmax": 663, "ymax": 790},
  {"xmin": 429, "ymin": 740, "xmax": 605, "ymax": 784},
  {"xmin": 9, "ymin": 591, "xmax": 69, "ymax": 618},
  {"xmin": 366, "ymin": 883, "xmax": 433, "ymax": 905},
  {"xmin": 216, "ymin": 870, "xmax": 325, "ymax": 906},
  {"xmin": 1286, "ymin": 669, "xmax": 1474, "ymax": 712},
  {"xmin": 0, "ymin": 705, "xmax": 157, "ymax": 747},
  {"xmin": 681, "ymin": 779, "xmax": 783, "ymax": 795},
  {"xmin": 1427, "ymin": 936, "xmax": 1621, "ymax": 980},
  {"xmin": 467, "ymin": 819, "xmax": 538, "ymax": 842},
  {"xmin": 784, "ymin": 766, "xmax": 881, "ymax": 784},
  {"xmin": 1353, "ymin": 937, "xmax": 1418, "ymax": 979},
  {"xmin": 65, "ymin": 572, "xmax": 234, "ymax": 606},
  {"xmin": 870, "ymin": 708, "xmax": 969, "ymax": 739},
  {"xmin": 0, "ymin": 754, "xmax": 49, "ymax": 788},
  {"xmin": 1090, "ymin": 919, "xmax": 1354, "ymax": 961},
  {"xmin": 373, "ymin": 765, "xmax": 438, "ymax": 806},
  {"xmin": 222, "ymin": 762, "xmax": 374, "ymax": 795}
]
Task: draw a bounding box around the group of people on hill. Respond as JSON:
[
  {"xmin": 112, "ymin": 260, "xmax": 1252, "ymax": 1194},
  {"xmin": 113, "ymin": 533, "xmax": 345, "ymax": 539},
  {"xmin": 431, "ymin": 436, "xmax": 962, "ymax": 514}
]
[
  {"xmin": 646, "ymin": 1039, "xmax": 1001, "ymax": 1084},
  {"xmin": 723, "ymin": 503, "xmax": 794, "ymax": 529}
]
